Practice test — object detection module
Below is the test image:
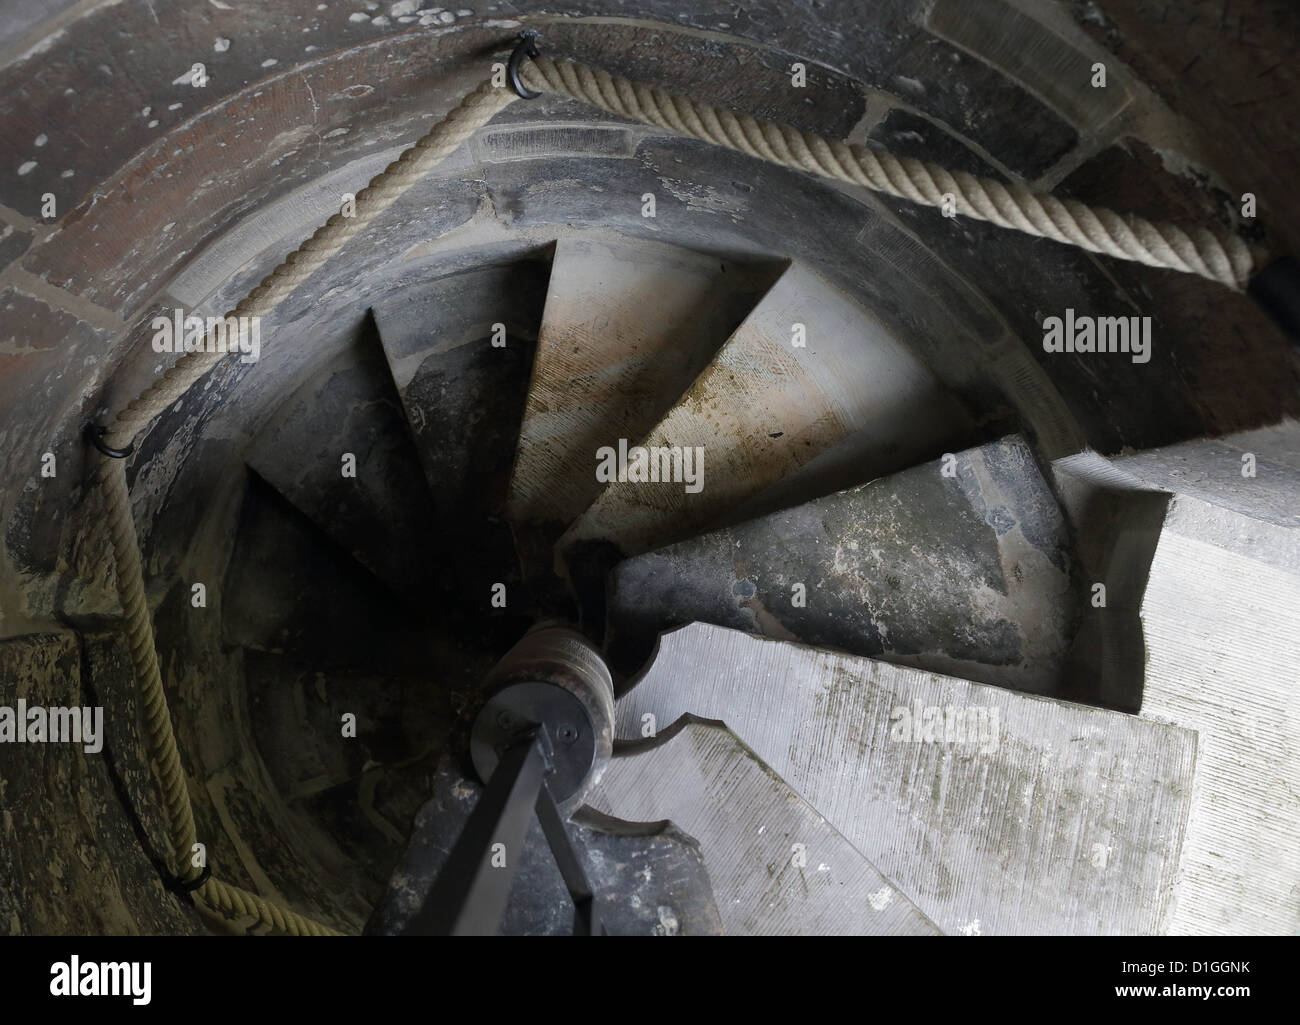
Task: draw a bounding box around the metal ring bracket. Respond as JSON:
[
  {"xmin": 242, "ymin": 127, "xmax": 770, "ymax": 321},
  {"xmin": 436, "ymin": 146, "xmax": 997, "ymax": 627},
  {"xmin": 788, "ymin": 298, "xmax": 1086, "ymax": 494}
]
[
  {"xmin": 85, "ymin": 424, "xmax": 135, "ymax": 459},
  {"xmin": 163, "ymin": 863, "xmax": 211, "ymax": 906},
  {"xmin": 508, "ymin": 30, "xmax": 541, "ymax": 99},
  {"xmin": 168, "ymin": 864, "xmax": 211, "ymax": 894}
]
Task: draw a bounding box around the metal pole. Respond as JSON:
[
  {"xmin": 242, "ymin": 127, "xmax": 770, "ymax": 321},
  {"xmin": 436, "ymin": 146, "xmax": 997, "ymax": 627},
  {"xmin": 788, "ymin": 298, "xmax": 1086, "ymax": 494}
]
[
  {"xmin": 403, "ymin": 733, "xmax": 548, "ymax": 935},
  {"xmin": 535, "ymin": 782, "xmax": 603, "ymax": 936}
]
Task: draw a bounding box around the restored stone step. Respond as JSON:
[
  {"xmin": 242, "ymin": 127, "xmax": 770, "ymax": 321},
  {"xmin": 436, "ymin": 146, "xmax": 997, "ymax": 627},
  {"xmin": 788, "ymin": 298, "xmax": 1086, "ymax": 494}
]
[
  {"xmin": 613, "ymin": 623, "xmax": 1197, "ymax": 935},
  {"xmin": 1138, "ymin": 494, "xmax": 1300, "ymax": 935},
  {"xmin": 589, "ymin": 716, "xmax": 941, "ymax": 935}
]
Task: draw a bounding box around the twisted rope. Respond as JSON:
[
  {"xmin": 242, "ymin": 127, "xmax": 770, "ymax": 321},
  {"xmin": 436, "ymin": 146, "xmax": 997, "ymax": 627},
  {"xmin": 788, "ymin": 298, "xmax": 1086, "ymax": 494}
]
[
  {"xmin": 519, "ymin": 57, "xmax": 1256, "ymax": 291},
  {"xmin": 198, "ymin": 877, "xmax": 341, "ymax": 936},
  {"xmin": 99, "ymin": 457, "xmax": 197, "ymax": 867},
  {"xmin": 90, "ymin": 47, "xmax": 1259, "ymax": 938},
  {"xmin": 102, "ymin": 78, "xmax": 516, "ymax": 452},
  {"xmin": 94, "ymin": 76, "xmax": 514, "ymax": 937},
  {"xmin": 101, "ymin": 458, "xmax": 345, "ymax": 935}
]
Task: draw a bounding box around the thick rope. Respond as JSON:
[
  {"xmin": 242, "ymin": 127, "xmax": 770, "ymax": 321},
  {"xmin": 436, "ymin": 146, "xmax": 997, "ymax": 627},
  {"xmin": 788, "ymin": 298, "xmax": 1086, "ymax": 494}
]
[
  {"xmin": 198, "ymin": 877, "xmax": 341, "ymax": 936},
  {"xmin": 99, "ymin": 457, "xmax": 197, "ymax": 868},
  {"xmin": 94, "ymin": 76, "xmax": 515, "ymax": 937},
  {"xmin": 90, "ymin": 49, "xmax": 1260, "ymax": 938},
  {"xmin": 100, "ymin": 458, "xmax": 344, "ymax": 936},
  {"xmin": 519, "ymin": 57, "xmax": 1256, "ymax": 291},
  {"xmin": 102, "ymin": 78, "xmax": 517, "ymax": 452}
]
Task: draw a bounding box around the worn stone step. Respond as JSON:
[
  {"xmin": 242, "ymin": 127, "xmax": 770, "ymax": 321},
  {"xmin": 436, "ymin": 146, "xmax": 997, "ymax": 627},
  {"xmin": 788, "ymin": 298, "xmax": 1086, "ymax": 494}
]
[
  {"xmin": 245, "ymin": 314, "xmax": 443, "ymax": 604},
  {"xmin": 607, "ymin": 434, "xmax": 1080, "ymax": 695},
  {"xmin": 507, "ymin": 235, "xmax": 781, "ymax": 535},
  {"xmin": 368, "ymin": 754, "xmax": 723, "ymax": 936},
  {"xmin": 371, "ymin": 257, "xmax": 551, "ymax": 609},
  {"xmin": 559, "ymin": 261, "xmax": 973, "ymax": 557},
  {"xmin": 222, "ymin": 469, "xmax": 441, "ymax": 673}
]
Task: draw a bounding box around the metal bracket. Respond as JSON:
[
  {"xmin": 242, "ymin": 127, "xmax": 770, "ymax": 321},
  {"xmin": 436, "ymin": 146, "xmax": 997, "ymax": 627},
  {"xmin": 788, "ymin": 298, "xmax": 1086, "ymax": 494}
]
[
  {"xmin": 508, "ymin": 30, "xmax": 541, "ymax": 99},
  {"xmin": 84, "ymin": 423, "xmax": 134, "ymax": 459},
  {"xmin": 163, "ymin": 863, "xmax": 211, "ymax": 906}
]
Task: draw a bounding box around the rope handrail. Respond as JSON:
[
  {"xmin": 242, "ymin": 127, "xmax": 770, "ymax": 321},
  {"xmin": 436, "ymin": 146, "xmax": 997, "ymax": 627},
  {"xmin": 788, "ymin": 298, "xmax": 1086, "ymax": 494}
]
[
  {"xmin": 517, "ymin": 57, "xmax": 1257, "ymax": 291},
  {"xmin": 88, "ymin": 43, "xmax": 1261, "ymax": 937},
  {"xmin": 95, "ymin": 75, "xmax": 514, "ymax": 937}
]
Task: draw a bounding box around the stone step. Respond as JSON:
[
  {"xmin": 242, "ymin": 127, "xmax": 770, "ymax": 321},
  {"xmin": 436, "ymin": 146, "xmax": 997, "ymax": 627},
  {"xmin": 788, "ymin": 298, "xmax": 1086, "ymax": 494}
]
[
  {"xmin": 1137, "ymin": 494, "xmax": 1300, "ymax": 935},
  {"xmin": 368, "ymin": 754, "xmax": 723, "ymax": 936},
  {"xmin": 607, "ymin": 434, "xmax": 1079, "ymax": 696},
  {"xmin": 245, "ymin": 314, "xmax": 443, "ymax": 604},
  {"xmin": 589, "ymin": 716, "xmax": 941, "ymax": 935},
  {"xmin": 613, "ymin": 622, "xmax": 1198, "ymax": 935},
  {"xmin": 372, "ymin": 258, "xmax": 551, "ymax": 607},
  {"xmin": 560, "ymin": 261, "xmax": 972, "ymax": 557},
  {"xmin": 507, "ymin": 235, "xmax": 779, "ymax": 535},
  {"xmin": 222, "ymin": 470, "xmax": 439, "ymax": 673}
]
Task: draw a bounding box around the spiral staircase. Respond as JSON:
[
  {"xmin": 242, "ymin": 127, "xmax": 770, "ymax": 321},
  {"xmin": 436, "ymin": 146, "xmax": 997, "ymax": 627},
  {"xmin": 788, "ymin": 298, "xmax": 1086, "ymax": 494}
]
[
  {"xmin": 1, "ymin": 0, "xmax": 1298, "ymax": 938},
  {"xmin": 218, "ymin": 231, "xmax": 1184, "ymax": 935}
]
